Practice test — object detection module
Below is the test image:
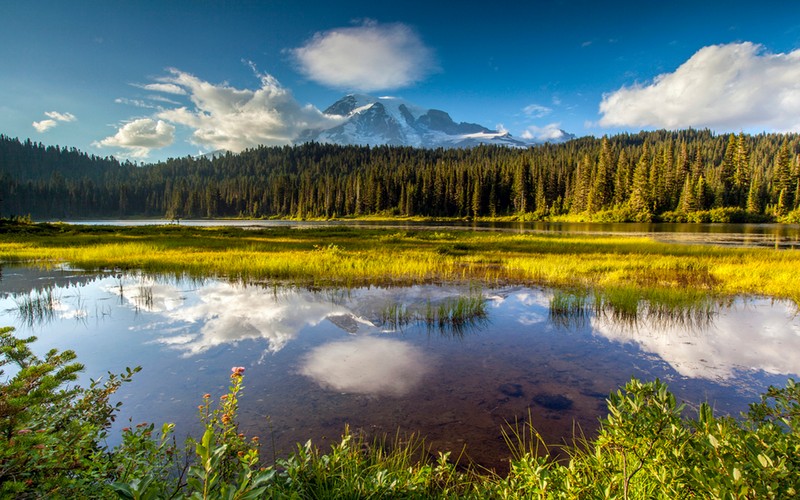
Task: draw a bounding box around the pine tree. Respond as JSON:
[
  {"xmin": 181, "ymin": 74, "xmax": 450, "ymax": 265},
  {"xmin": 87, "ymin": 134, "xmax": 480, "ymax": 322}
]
[
  {"xmin": 733, "ymin": 132, "xmax": 750, "ymax": 207},
  {"xmin": 512, "ymin": 161, "xmax": 531, "ymax": 214},
  {"xmin": 613, "ymin": 149, "xmax": 631, "ymax": 205},
  {"xmin": 746, "ymin": 172, "xmax": 765, "ymax": 214},
  {"xmin": 629, "ymin": 145, "xmax": 652, "ymax": 219},
  {"xmin": 592, "ymin": 136, "xmax": 614, "ymax": 210},
  {"xmin": 720, "ymin": 134, "xmax": 737, "ymax": 206},
  {"xmin": 678, "ymin": 175, "xmax": 697, "ymax": 213}
]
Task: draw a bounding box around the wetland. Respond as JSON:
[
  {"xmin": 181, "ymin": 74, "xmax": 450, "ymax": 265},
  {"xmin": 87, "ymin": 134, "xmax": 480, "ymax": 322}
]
[{"xmin": 2, "ymin": 222, "xmax": 799, "ymax": 470}]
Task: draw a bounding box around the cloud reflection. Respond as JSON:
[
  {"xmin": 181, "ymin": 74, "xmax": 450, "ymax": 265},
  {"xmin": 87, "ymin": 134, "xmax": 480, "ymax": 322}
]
[
  {"xmin": 109, "ymin": 279, "xmax": 376, "ymax": 355},
  {"xmin": 299, "ymin": 337, "xmax": 432, "ymax": 396},
  {"xmin": 592, "ymin": 299, "xmax": 800, "ymax": 381}
]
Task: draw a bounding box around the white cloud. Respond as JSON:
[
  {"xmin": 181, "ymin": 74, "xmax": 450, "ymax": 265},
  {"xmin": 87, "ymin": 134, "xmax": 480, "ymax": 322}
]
[
  {"xmin": 147, "ymin": 94, "xmax": 181, "ymax": 105},
  {"xmin": 290, "ymin": 21, "xmax": 437, "ymax": 91},
  {"xmin": 521, "ymin": 123, "xmax": 567, "ymax": 142},
  {"xmin": 599, "ymin": 42, "xmax": 800, "ymax": 131},
  {"xmin": 32, "ymin": 110, "xmax": 76, "ymax": 132},
  {"xmin": 44, "ymin": 111, "xmax": 76, "ymax": 122},
  {"xmin": 32, "ymin": 119, "xmax": 57, "ymax": 132},
  {"xmin": 94, "ymin": 118, "xmax": 175, "ymax": 158},
  {"xmin": 153, "ymin": 68, "xmax": 341, "ymax": 152},
  {"xmin": 115, "ymin": 97, "xmax": 157, "ymax": 109},
  {"xmin": 136, "ymin": 82, "xmax": 187, "ymax": 95},
  {"xmin": 522, "ymin": 103, "xmax": 552, "ymax": 118}
]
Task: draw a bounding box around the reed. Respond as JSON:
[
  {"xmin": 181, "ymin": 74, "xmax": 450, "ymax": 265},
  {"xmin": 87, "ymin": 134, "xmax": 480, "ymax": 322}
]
[
  {"xmin": 378, "ymin": 289, "xmax": 487, "ymax": 335},
  {"xmin": 15, "ymin": 288, "xmax": 59, "ymax": 326}
]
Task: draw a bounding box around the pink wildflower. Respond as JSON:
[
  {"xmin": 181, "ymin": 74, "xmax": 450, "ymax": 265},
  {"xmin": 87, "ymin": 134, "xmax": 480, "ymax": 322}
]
[{"xmin": 231, "ymin": 366, "xmax": 245, "ymax": 377}]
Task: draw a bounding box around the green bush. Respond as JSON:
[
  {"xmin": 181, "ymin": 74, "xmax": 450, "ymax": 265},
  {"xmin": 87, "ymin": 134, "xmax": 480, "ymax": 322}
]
[
  {"xmin": 3, "ymin": 327, "xmax": 799, "ymax": 498},
  {"xmin": 0, "ymin": 326, "xmax": 139, "ymax": 497}
]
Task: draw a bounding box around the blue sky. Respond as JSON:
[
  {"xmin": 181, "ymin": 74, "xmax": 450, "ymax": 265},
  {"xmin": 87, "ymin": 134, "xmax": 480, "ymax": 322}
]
[{"xmin": 2, "ymin": 0, "xmax": 799, "ymax": 161}]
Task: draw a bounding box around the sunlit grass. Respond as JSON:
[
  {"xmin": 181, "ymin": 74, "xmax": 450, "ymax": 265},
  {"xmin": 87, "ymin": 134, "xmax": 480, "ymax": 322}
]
[{"xmin": 1, "ymin": 223, "xmax": 799, "ymax": 306}]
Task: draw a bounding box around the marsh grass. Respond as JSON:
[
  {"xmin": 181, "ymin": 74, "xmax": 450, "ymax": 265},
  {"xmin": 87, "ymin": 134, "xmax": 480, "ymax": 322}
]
[
  {"xmin": 379, "ymin": 289, "xmax": 487, "ymax": 336},
  {"xmin": 549, "ymin": 289, "xmax": 590, "ymax": 329},
  {"xmin": 2, "ymin": 223, "xmax": 799, "ymax": 306}
]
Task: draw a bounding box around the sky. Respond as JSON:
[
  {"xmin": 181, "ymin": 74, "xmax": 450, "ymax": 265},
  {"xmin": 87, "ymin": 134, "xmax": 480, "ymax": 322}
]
[{"xmin": 2, "ymin": 0, "xmax": 800, "ymax": 162}]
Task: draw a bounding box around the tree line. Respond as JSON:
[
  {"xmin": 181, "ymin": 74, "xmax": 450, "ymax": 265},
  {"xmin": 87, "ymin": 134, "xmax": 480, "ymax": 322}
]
[{"xmin": 1, "ymin": 130, "xmax": 799, "ymax": 221}]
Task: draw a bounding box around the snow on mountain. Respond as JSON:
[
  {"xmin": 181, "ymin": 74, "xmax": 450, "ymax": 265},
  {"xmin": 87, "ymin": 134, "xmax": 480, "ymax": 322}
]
[{"xmin": 297, "ymin": 94, "xmax": 573, "ymax": 149}]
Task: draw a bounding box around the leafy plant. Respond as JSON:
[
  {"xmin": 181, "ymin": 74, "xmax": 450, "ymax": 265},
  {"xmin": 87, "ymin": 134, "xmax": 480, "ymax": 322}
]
[{"xmin": 0, "ymin": 326, "xmax": 139, "ymax": 497}]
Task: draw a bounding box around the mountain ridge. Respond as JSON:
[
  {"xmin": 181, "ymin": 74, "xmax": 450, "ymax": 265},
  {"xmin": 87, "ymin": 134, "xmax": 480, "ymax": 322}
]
[{"xmin": 298, "ymin": 94, "xmax": 574, "ymax": 149}]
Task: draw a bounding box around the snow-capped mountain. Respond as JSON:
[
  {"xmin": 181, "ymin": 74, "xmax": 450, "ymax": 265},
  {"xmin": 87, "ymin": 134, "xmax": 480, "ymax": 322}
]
[{"xmin": 298, "ymin": 94, "xmax": 572, "ymax": 149}]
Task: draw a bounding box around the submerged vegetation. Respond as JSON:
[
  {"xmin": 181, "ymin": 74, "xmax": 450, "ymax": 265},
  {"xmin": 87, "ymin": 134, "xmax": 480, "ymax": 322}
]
[
  {"xmin": 2, "ymin": 222, "xmax": 800, "ymax": 307},
  {"xmin": 13, "ymin": 287, "xmax": 60, "ymax": 327},
  {"xmin": 2, "ymin": 328, "xmax": 798, "ymax": 498}
]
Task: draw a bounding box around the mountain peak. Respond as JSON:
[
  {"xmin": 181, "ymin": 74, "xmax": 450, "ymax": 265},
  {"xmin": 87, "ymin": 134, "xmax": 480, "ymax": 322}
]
[{"xmin": 302, "ymin": 94, "xmax": 572, "ymax": 149}]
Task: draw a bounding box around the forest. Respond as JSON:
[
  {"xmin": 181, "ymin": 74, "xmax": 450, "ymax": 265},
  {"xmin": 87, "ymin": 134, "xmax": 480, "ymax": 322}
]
[{"xmin": 1, "ymin": 129, "xmax": 799, "ymax": 222}]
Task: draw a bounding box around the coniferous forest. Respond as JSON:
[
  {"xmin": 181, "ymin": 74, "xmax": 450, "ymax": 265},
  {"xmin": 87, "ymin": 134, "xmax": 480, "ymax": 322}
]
[{"xmin": 1, "ymin": 130, "xmax": 799, "ymax": 222}]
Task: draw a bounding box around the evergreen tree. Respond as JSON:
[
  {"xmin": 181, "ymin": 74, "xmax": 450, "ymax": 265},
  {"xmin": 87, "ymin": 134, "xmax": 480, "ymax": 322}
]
[
  {"xmin": 720, "ymin": 134, "xmax": 737, "ymax": 206},
  {"xmin": 629, "ymin": 145, "xmax": 652, "ymax": 218}
]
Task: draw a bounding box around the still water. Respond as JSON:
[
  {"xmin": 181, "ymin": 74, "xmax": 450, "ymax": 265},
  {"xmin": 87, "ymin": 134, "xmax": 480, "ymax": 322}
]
[
  {"xmin": 61, "ymin": 219, "xmax": 800, "ymax": 249},
  {"xmin": 1, "ymin": 266, "xmax": 799, "ymax": 469}
]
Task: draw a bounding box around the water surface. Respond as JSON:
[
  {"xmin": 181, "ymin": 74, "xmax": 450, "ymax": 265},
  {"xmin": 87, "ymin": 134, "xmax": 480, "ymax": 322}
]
[
  {"xmin": 1, "ymin": 266, "xmax": 798, "ymax": 469},
  {"xmin": 58, "ymin": 219, "xmax": 800, "ymax": 249}
]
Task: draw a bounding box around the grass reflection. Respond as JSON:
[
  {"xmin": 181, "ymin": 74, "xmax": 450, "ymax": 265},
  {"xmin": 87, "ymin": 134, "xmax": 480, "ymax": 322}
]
[{"xmin": 549, "ymin": 287, "xmax": 716, "ymax": 331}]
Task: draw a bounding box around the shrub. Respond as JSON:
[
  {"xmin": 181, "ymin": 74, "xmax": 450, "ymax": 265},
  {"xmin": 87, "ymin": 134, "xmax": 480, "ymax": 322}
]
[{"xmin": 0, "ymin": 326, "xmax": 139, "ymax": 498}]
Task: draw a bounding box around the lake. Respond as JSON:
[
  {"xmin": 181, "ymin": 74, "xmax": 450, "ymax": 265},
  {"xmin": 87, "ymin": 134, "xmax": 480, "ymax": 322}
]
[
  {"xmin": 59, "ymin": 219, "xmax": 800, "ymax": 249},
  {"xmin": 1, "ymin": 265, "xmax": 798, "ymax": 470}
]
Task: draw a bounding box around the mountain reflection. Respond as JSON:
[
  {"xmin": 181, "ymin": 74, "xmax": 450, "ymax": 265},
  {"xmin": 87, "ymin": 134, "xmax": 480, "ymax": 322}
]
[
  {"xmin": 299, "ymin": 337, "xmax": 432, "ymax": 396},
  {"xmin": 592, "ymin": 299, "xmax": 800, "ymax": 381}
]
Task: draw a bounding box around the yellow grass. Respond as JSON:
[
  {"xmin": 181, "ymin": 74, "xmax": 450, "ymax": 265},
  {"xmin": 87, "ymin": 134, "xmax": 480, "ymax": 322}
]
[{"xmin": 1, "ymin": 224, "xmax": 798, "ymax": 305}]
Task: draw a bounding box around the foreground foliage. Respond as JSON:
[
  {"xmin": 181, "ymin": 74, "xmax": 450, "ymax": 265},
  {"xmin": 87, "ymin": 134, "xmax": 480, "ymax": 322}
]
[{"xmin": 2, "ymin": 328, "xmax": 799, "ymax": 498}]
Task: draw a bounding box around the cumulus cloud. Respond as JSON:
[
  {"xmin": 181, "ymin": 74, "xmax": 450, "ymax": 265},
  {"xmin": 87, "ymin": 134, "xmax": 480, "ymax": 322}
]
[
  {"xmin": 32, "ymin": 111, "xmax": 76, "ymax": 132},
  {"xmin": 290, "ymin": 21, "xmax": 437, "ymax": 91},
  {"xmin": 94, "ymin": 118, "xmax": 175, "ymax": 158},
  {"xmin": 152, "ymin": 68, "xmax": 341, "ymax": 152},
  {"xmin": 522, "ymin": 103, "xmax": 552, "ymax": 118},
  {"xmin": 599, "ymin": 42, "xmax": 800, "ymax": 131},
  {"xmin": 32, "ymin": 119, "xmax": 57, "ymax": 133},
  {"xmin": 521, "ymin": 123, "xmax": 568, "ymax": 142}
]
